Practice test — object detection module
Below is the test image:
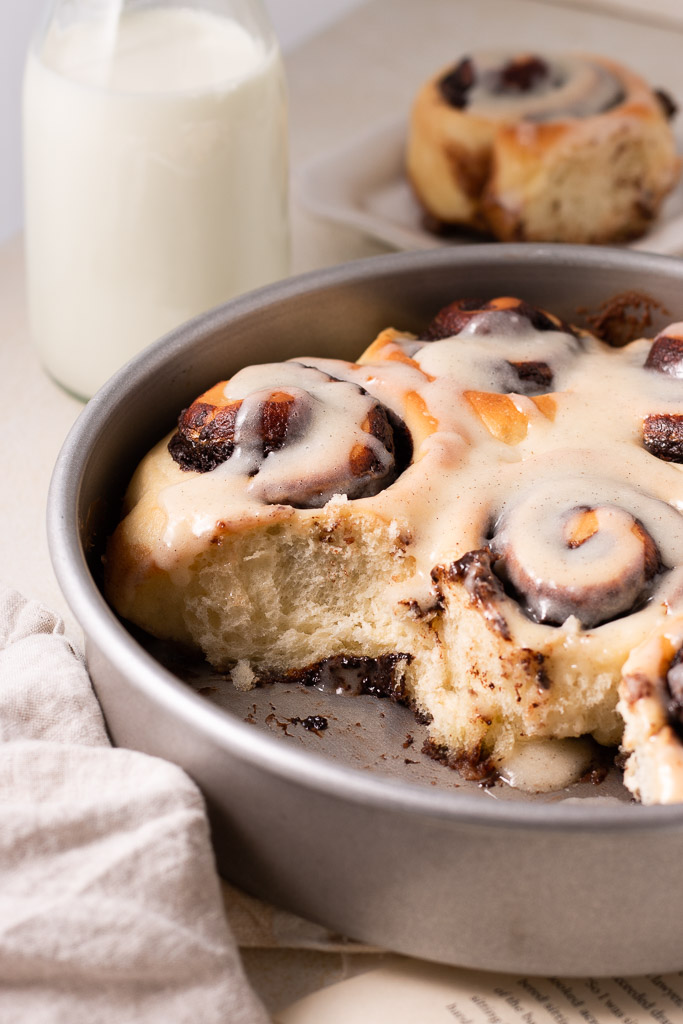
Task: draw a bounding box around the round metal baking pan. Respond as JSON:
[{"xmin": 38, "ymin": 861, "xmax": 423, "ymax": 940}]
[{"xmin": 48, "ymin": 245, "xmax": 683, "ymax": 976}]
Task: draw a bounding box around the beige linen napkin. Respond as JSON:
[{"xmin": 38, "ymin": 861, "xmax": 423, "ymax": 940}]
[{"xmin": 0, "ymin": 586, "xmax": 269, "ymax": 1024}]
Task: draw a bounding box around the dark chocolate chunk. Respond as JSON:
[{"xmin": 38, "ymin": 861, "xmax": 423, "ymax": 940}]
[
  {"xmin": 300, "ymin": 715, "xmax": 328, "ymax": 732},
  {"xmin": 168, "ymin": 402, "xmax": 237, "ymax": 472},
  {"xmin": 439, "ymin": 57, "xmax": 476, "ymax": 109},
  {"xmin": 433, "ymin": 547, "xmax": 511, "ymax": 640},
  {"xmin": 496, "ymin": 56, "xmax": 549, "ymax": 93},
  {"xmin": 655, "ymin": 88, "xmax": 678, "ymax": 121},
  {"xmin": 643, "ymin": 413, "xmax": 683, "ymax": 462},
  {"xmin": 275, "ymin": 653, "xmax": 413, "ymax": 704},
  {"xmin": 422, "ymin": 297, "xmax": 577, "ymax": 341},
  {"xmin": 645, "ymin": 333, "xmax": 683, "ymax": 378},
  {"xmin": 506, "ymin": 359, "xmax": 554, "ymax": 391},
  {"xmin": 666, "ymin": 647, "xmax": 683, "ymax": 738}
]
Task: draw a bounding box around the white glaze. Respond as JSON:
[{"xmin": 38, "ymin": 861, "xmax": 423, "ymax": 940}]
[
  {"xmin": 498, "ymin": 737, "xmax": 595, "ymax": 793},
  {"xmin": 156, "ymin": 310, "xmax": 683, "ymax": 644},
  {"xmin": 457, "ymin": 52, "xmax": 623, "ymax": 122}
]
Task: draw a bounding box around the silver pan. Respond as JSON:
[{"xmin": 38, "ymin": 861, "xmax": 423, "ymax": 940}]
[{"xmin": 48, "ymin": 245, "xmax": 683, "ymax": 976}]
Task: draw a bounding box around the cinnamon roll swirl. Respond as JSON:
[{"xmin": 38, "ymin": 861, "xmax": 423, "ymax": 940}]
[
  {"xmin": 490, "ymin": 481, "xmax": 664, "ymax": 628},
  {"xmin": 407, "ymin": 52, "xmax": 680, "ymax": 243},
  {"xmin": 166, "ymin": 363, "xmax": 406, "ymax": 507},
  {"xmin": 105, "ymin": 296, "xmax": 683, "ymax": 802}
]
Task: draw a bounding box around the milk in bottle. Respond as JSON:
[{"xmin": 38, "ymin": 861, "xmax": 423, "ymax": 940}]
[{"xmin": 23, "ymin": 2, "xmax": 289, "ymax": 398}]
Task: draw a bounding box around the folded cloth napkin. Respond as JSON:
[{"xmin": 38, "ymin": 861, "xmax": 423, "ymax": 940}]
[{"xmin": 0, "ymin": 587, "xmax": 269, "ymax": 1024}]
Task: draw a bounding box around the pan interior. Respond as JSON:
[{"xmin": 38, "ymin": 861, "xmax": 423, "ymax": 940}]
[{"xmin": 142, "ymin": 633, "xmax": 630, "ymax": 806}]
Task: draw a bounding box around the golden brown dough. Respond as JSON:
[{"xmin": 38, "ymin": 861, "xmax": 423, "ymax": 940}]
[{"xmin": 406, "ymin": 52, "xmax": 681, "ymax": 243}]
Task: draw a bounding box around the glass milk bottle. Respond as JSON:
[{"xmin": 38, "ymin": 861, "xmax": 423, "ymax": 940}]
[{"xmin": 23, "ymin": 0, "xmax": 290, "ymax": 399}]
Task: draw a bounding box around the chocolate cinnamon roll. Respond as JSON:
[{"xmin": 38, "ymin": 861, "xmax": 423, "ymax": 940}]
[
  {"xmin": 168, "ymin": 362, "xmax": 407, "ymax": 508},
  {"xmin": 407, "ymin": 52, "xmax": 680, "ymax": 243},
  {"xmin": 428, "ymin": 469, "xmax": 683, "ymax": 780},
  {"xmin": 490, "ymin": 480, "xmax": 665, "ymax": 628}
]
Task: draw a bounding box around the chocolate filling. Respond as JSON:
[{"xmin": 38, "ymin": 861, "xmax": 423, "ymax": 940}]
[
  {"xmin": 643, "ymin": 413, "xmax": 683, "ymax": 462},
  {"xmin": 506, "ymin": 359, "xmax": 554, "ymax": 393},
  {"xmin": 439, "ymin": 55, "xmax": 555, "ymax": 110},
  {"xmin": 645, "ymin": 334, "xmax": 683, "ymax": 378},
  {"xmin": 655, "ymin": 88, "xmax": 678, "ymax": 122},
  {"xmin": 439, "ymin": 57, "xmax": 475, "ymax": 109},
  {"xmin": 168, "ymin": 401, "xmax": 238, "ymax": 473},
  {"xmin": 433, "ymin": 547, "xmax": 511, "ymax": 640},
  {"xmin": 579, "ymin": 291, "xmax": 668, "ymax": 348},
  {"xmin": 421, "ymin": 297, "xmax": 578, "ymax": 341},
  {"xmin": 493, "ymin": 510, "xmax": 662, "ymax": 629},
  {"xmin": 292, "ymin": 714, "xmax": 329, "ymax": 732},
  {"xmin": 495, "ymin": 56, "xmax": 550, "ymax": 94},
  {"xmin": 666, "ymin": 647, "xmax": 683, "ymax": 738},
  {"xmin": 262, "ymin": 653, "xmax": 413, "ymax": 704}
]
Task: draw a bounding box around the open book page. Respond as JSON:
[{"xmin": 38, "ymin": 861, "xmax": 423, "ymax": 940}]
[{"xmin": 275, "ymin": 957, "xmax": 683, "ymax": 1024}]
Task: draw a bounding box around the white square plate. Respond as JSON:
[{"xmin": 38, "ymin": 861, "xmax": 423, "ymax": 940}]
[{"xmin": 295, "ymin": 114, "xmax": 683, "ymax": 256}]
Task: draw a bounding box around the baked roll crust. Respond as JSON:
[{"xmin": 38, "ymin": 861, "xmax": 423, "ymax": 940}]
[
  {"xmin": 406, "ymin": 52, "xmax": 681, "ymax": 243},
  {"xmin": 618, "ymin": 619, "xmax": 683, "ymax": 804}
]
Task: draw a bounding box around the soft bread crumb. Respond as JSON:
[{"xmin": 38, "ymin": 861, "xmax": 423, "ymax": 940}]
[{"xmin": 232, "ymin": 660, "xmax": 257, "ymax": 692}]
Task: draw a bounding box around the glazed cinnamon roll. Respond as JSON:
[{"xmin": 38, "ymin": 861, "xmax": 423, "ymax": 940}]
[
  {"xmin": 105, "ymin": 297, "xmax": 683, "ymax": 802},
  {"xmin": 429, "ymin": 461, "xmax": 683, "ymax": 778},
  {"xmin": 490, "ymin": 480, "xmax": 664, "ymax": 628},
  {"xmin": 167, "ymin": 362, "xmax": 406, "ymax": 507},
  {"xmin": 105, "ymin": 354, "xmax": 425, "ymax": 673},
  {"xmin": 407, "ymin": 52, "xmax": 680, "ymax": 243}
]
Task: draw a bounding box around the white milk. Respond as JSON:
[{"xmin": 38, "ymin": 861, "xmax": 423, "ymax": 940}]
[{"xmin": 23, "ymin": 5, "xmax": 289, "ymax": 398}]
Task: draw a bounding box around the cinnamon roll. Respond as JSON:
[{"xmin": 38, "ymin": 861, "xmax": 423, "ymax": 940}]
[
  {"xmin": 407, "ymin": 52, "xmax": 681, "ymax": 243},
  {"xmin": 166, "ymin": 363, "xmax": 405, "ymax": 507},
  {"xmin": 105, "ymin": 296, "xmax": 683, "ymax": 802}
]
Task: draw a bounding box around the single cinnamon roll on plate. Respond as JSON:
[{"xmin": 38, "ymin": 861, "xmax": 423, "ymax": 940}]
[{"xmin": 407, "ymin": 52, "xmax": 681, "ymax": 243}]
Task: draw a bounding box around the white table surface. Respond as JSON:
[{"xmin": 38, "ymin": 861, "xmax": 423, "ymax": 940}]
[{"xmin": 4, "ymin": 0, "xmax": 683, "ymax": 1013}]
